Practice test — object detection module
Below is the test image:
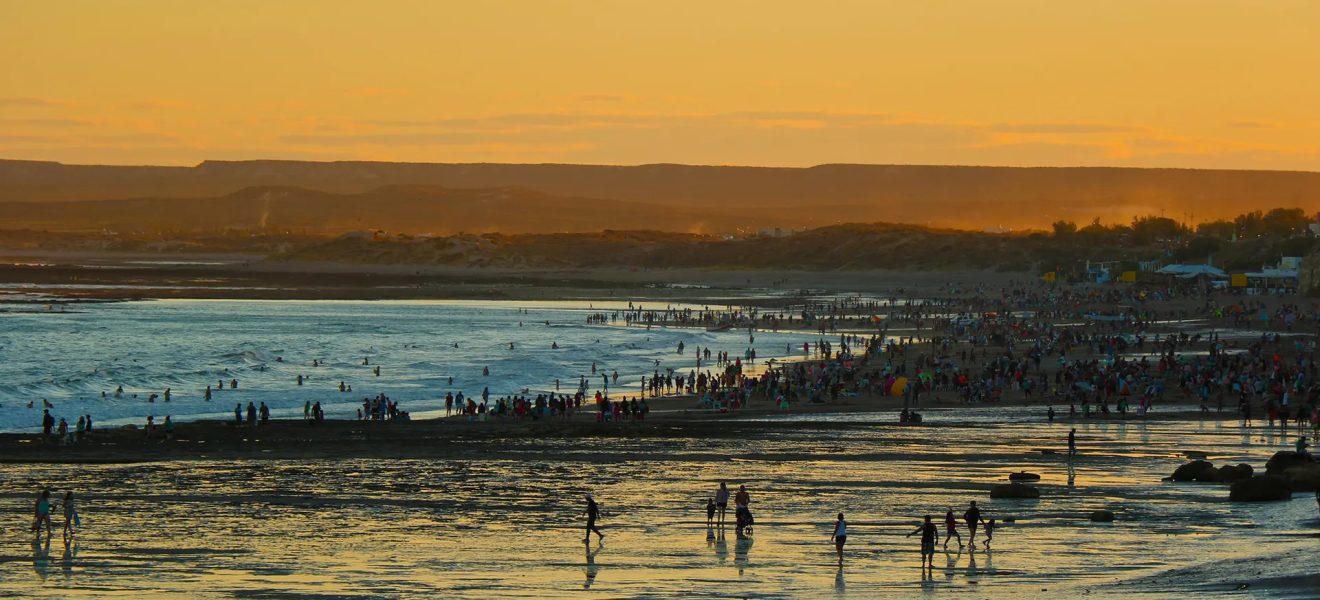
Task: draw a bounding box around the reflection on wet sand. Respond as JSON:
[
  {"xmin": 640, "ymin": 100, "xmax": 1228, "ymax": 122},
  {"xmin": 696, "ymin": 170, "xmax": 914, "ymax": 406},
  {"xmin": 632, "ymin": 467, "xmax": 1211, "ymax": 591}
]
[
  {"xmin": 1, "ymin": 413, "xmax": 1317, "ymax": 599},
  {"xmin": 583, "ymin": 542, "xmax": 601, "ymax": 589}
]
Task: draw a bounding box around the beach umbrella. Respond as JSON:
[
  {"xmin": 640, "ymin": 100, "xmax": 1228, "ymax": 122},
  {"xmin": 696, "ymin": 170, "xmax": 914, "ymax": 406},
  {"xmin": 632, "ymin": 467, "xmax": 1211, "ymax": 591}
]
[{"xmin": 1117, "ymin": 379, "xmax": 1133, "ymax": 396}]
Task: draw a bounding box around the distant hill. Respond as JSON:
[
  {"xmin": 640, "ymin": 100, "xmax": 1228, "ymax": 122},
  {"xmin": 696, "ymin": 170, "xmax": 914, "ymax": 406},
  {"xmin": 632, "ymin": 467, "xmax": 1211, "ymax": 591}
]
[
  {"xmin": 2, "ymin": 159, "xmax": 1318, "ymax": 229},
  {"xmin": 0, "ymin": 184, "xmax": 748, "ymax": 235}
]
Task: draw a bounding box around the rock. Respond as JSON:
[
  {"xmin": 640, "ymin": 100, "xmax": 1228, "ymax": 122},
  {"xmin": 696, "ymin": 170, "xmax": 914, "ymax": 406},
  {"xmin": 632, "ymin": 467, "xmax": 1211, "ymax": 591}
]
[
  {"xmin": 990, "ymin": 483, "xmax": 1041, "ymax": 499},
  {"xmin": 1182, "ymin": 450, "xmax": 1209, "ymax": 460},
  {"xmin": 1264, "ymin": 451, "xmax": 1318, "ymax": 475},
  {"xmin": 1229, "ymin": 476, "xmax": 1293, "ymax": 502},
  {"xmin": 1281, "ymin": 464, "xmax": 1320, "ymax": 492},
  {"xmin": 1195, "ymin": 468, "xmax": 1219, "ymax": 483},
  {"xmin": 1171, "ymin": 460, "xmax": 1216, "ymax": 482},
  {"xmin": 1089, "ymin": 510, "xmax": 1115, "ymax": 522},
  {"xmin": 1009, "ymin": 471, "xmax": 1041, "ymax": 481},
  {"xmin": 1214, "ymin": 463, "xmax": 1254, "ymax": 483}
]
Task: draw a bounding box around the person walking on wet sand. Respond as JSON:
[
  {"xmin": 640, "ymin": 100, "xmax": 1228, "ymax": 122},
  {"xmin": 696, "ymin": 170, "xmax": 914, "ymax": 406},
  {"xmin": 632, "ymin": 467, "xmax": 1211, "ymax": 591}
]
[
  {"xmin": 583, "ymin": 494, "xmax": 604, "ymax": 542},
  {"xmin": 61, "ymin": 491, "xmax": 78, "ymax": 543},
  {"xmin": 964, "ymin": 501, "xmax": 984, "ymax": 547},
  {"xmin": 1068, "ymin": 428, "xmax": 1077, "ymax": 460},
  {"xmin": 830, "ymin": 512, "xmax": 847, "ymax": 564},
  {"xmin": 943, "ymin": 509, "xmax": 962, "ymax": 550},
  {"xmin": 32, "ymin": 488, "xmax": 52, "ymax": 541},
  {"xmin": 715, "ymin": 482, "xmax": 730, "ymax": 525},
  {"xmin": 906, "ymin": 515, "xmax": 938, "ymax": 571}
]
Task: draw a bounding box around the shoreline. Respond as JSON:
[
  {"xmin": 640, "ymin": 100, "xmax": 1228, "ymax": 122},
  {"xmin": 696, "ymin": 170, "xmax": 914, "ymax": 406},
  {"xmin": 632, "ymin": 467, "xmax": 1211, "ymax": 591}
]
[{"xmin": 1, "ymin": 398, "xmax": 1254, "ymax": 465}]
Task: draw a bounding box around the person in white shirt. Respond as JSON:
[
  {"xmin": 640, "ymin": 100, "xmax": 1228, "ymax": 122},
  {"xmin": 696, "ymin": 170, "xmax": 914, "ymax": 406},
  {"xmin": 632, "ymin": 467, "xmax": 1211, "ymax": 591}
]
[{"xmin": 830, "ymin": 512, "xmax": 847, "ymax": 563}]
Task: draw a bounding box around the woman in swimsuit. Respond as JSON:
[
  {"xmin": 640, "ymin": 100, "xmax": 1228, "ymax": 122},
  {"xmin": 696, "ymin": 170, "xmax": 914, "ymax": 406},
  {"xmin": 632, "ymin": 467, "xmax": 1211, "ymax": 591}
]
[{"xmin": 33, "ymin": 489, "xmax": 52, "ymax": 540}]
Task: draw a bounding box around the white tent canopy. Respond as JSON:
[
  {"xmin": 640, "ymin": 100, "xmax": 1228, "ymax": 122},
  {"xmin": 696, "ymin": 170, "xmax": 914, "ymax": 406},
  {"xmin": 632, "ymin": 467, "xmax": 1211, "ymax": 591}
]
[{"xmin": 1155, "ymin": 264, "xmax": 1228, "ymax": 278}]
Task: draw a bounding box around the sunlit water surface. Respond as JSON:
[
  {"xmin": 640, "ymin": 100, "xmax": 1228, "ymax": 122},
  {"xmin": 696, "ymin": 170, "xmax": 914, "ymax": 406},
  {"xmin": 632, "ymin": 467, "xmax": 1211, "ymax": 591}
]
[{"xmin": 0, "ymin": 299, "xmax": 812, "ymax": 432}]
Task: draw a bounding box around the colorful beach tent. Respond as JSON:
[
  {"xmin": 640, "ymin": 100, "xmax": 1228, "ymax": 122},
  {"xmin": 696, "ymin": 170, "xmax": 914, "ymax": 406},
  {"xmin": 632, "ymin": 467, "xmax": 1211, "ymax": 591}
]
[{"xmin": 890, "ymin": 377, "xmax": 908, "ymax": 396}]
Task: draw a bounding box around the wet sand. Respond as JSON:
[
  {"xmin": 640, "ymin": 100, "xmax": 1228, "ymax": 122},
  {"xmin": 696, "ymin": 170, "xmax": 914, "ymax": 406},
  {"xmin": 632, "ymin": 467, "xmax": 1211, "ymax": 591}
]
[
  {"xmin": 3, "ymin": 407, "xmax": 1317, "ymax": 599},
  {"xmin": 0, "ymin": 396, "xmax": 1253, "ymax": 464}
]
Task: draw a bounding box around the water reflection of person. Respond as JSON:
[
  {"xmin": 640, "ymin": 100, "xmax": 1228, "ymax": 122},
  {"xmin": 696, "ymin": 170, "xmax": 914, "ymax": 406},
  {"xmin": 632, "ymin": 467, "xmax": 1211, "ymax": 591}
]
[
  {"xmin": 965, "ymin": 548, "xmax": 979, "ymax": 581},
  {"xmin": 944, "ymin": 548, "xmax": 961, "ymax": 582},
  {"xmin": 31, "ymin": 538, "xmax": 50, "ymax": 582},
  {"xmin": 734, "ymin": 531, "xmax": 753, "ymax": 575},
  {"xmin": 61, "ymin": 540, "xmax": 75, "ymax": 579},
  {"xmin": 582, "ymin": 542, "xmax": 601, "ymax": 589},
  {"xmin": 834, "ymin": 565, "xmax": 845, "ymax": 595},
  {"xmin": 713, "ymin": 528, "xmax": 728, "ymax": 563}
]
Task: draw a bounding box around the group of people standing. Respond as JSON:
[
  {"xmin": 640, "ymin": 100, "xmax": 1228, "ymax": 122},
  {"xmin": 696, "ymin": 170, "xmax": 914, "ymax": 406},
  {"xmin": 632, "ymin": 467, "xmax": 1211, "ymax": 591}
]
[{"xmin": 586, "ymin": 486, "xmax": 997, "ymax": 569}]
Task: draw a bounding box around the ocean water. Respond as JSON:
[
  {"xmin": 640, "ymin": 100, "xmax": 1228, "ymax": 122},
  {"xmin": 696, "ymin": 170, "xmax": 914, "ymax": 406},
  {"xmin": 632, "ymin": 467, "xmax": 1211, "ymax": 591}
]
[
  {"xmin": 1, "ymin": 412, "xmax": 1316, "ymax": 599},
  {"xmin": 0, "ymin": 299, "xmax": 811, "ymax": 433}
]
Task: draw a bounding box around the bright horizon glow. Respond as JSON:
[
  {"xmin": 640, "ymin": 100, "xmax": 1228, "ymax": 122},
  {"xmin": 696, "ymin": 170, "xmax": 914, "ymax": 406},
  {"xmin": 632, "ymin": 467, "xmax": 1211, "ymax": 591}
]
[{"xmin": 2, "ymin": 0, "xmax": 1318, "ymax": 170}]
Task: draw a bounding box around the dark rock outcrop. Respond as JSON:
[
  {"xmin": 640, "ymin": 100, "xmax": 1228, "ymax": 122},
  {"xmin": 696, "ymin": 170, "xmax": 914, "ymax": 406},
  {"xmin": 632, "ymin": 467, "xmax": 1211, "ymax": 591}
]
[
  {"xmin": 990, "ymin": 483, "xmax": 1040, "ymax": 499},
  {"xmin": 1214, "ymin": 463, "xmax": 1254, "ymax": 482},
  {"xmin": 1281, "ymin": 465, "xmax": 1320, "ymax": 492},
  {"xmin": 1229, "ymin": 476, "xmax": 1293, "ymax": 502},
  {"xmin": 1265, "ymin": 451, "xmax": 1317, "ymax": 475},
  {"xmin": 1171, "ymin": 460, "xmax": 1216, "ymax": 482}
]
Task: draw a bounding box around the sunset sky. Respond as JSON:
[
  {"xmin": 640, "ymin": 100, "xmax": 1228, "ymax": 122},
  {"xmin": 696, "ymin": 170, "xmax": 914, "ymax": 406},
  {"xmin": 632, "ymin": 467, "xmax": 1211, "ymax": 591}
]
[{"xmin": 2, "ymin": 0, "xmax": 1318, "ymax": 169}]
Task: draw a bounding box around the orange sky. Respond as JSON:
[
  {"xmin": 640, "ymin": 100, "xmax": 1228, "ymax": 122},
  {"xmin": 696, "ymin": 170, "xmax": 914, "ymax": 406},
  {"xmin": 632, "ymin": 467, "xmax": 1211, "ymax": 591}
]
[{"xmin": 2, "ymin": 0, "xmax": 1318, "ymax": 169}]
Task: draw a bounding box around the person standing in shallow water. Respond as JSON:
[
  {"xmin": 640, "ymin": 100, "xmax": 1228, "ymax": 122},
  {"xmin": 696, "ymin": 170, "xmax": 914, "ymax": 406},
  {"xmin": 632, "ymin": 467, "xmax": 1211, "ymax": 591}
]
[
  {"xmin": 907, "ymin": 514, "xmax": 938, "ymax": 571},
  {"xmin": 964, "ymin": 501, "xmax": 983, "ymax": 547},
  {"xmin": 943, "ymin": 509, "xmax": 962, "ymax": 550},
  {"xmin": 830, "ymin": 512, "xmax": 847, "ymax": 564},
  {"xmin": 583, "ymin": 495, "xmax": 604, "ymax": 542},
  {"xmin": 33, "ymin": 488, "xmax": 52, "ymax": 541},
  {"xmin": 62, "ymin": 491, "xmax": 78, "ymax": 543},
  {"xmin": 715, "ymin": 483, "xmax": 730, "ymax": 525}
]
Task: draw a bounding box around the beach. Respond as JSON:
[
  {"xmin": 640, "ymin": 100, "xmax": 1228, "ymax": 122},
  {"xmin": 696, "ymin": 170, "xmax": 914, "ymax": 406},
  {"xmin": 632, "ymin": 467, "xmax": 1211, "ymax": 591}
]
[{"xmin": 2, "ymin": 258, "xmax": 1318, "ymax": 599}]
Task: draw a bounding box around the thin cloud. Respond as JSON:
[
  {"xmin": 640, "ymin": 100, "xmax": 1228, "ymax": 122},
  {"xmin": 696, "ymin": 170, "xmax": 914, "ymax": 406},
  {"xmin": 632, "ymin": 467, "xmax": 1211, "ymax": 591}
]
[
  {"xmin": 0, "ymin": 134, "xmax": 51, "ymax": 144},
  {"xmin": 1228, "ymin": 120, "xmax": 1320, "ymax": 131},
  {"xmin": 0, "ymin": 118, "xmax": 95, "ymax": 128},
  {"xmin": 1229, "ymin": 120, "xmax": 1276, "ymax": 129},
  {"xmin": 0, "ymin": 97, "xmax": 68, "ymax": 108},
  {"xmin": 990, "ymin": 123, "xmax": 1150, "ymax": 134},
  {"xmin": 124, "ymin": 99, "xmax": 191, "ymax": 110},
  {"xmin": 572, "ymin": 94, "xmax": 632, "ymax": 102},
  {"xmin": 345, "ymin": 88, "xmax": 413, "ymax": 98},
  {"xmin": 80, "ymin": 132, "xmax": 183, "ymax": 144}
]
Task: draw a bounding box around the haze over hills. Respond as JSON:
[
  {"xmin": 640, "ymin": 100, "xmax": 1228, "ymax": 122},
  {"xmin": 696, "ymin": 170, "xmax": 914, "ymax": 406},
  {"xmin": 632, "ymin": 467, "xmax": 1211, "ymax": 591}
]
[
  {"xmin": 0, "ymin": 185, "xmax": 751, "ymax": 235},
  {"xmin": 2, "ymin": 159, "xmax": 1318, "ymax": 231}
]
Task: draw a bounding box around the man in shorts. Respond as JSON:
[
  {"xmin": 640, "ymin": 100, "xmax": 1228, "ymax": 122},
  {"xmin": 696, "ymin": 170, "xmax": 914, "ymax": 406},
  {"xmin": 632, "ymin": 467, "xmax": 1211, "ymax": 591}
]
[
  {"xmin": 715, "ymin": 482, "xmax": 730, "ymax": 525},
  {"xmin": 907, "ymin": 515, "xmax": 939, "ymax": 570},
  {"xmin": 964, "ymin": 501, "xmax": 984, "ymax": 547}
]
